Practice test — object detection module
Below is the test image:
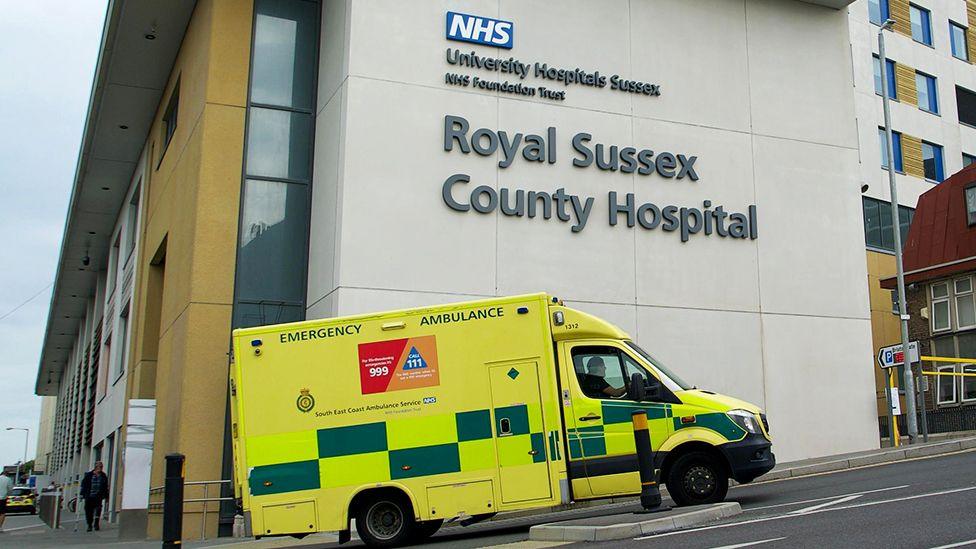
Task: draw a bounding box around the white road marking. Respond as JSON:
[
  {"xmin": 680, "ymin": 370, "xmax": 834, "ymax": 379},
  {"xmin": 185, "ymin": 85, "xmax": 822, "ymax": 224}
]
[
  {"xmin": 708, "ymin": 536, "xmax": 786, "ymax": 549},
  {"xmin": 930, "ymin": 540, "xmax": 976, "ymax": 549},
  {"xmin": 745, "ymin": 484, "xmax": 909, "ymax": 512},
  {"xmin": 790, "ymin": 494, "xmax": 862, "ymax": 514},
  {"xmin": 634, "ymin": 485, "xmax": 976, "ymax": 541}
]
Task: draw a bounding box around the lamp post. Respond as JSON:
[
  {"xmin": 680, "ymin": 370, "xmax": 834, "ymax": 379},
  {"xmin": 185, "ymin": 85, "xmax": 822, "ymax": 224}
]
[
  {"xmin": 5, "ymin": 427, "xmax": 30, "ymax": 484},
  {"xmin": 878, "ymin": 19, "xmax": 920, "ymax": 443}
]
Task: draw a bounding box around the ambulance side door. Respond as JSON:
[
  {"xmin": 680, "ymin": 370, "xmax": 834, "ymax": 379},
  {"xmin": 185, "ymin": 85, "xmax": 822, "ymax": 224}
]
[{"xmin": 560, "ymin": 341, "xmax": 674, "ymax": 499}]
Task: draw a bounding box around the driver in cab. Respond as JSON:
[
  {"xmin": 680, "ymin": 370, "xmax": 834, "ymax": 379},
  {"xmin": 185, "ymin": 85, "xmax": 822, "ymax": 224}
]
[{"xmin": 581, "ymin": 356, "xmax": 628, "ymax": 398}]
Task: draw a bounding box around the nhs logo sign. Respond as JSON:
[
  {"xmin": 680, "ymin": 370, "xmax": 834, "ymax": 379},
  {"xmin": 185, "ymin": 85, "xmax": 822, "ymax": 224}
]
[{"xmin": 445, "ymin": 11, "xmax": 513, "ymax": 49}]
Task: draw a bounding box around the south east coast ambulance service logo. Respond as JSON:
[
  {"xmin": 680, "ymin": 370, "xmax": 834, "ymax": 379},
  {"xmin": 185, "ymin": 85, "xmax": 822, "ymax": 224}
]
[{"xmin": 296, "ymin": 388, "xmax": 315, "ymax": 413}]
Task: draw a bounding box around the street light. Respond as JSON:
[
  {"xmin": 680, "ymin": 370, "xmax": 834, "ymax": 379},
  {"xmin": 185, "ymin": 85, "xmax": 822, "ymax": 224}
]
[
  {"xmin": 878, "ymin": 19, "xmax": 922, "ymax": 444},
  {"xmin": 5, "ymin": 427, "xmax": 29, "ymax": 484}
]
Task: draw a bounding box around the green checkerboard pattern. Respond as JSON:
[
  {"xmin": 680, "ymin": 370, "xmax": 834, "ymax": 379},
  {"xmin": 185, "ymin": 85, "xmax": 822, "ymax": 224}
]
[{"xmin": 247, "ymin": 405, "xmax": 551, "ymax": 496}]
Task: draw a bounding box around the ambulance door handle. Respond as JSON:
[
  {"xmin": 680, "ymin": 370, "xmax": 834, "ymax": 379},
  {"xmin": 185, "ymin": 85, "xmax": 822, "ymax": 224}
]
[
  {"xmin": 528, "ymin": 450, "xmax": 539, "ymax": 456},
  {"xmin": 579, "ymin": 414, "xmax": 601, "ymax": 421}
]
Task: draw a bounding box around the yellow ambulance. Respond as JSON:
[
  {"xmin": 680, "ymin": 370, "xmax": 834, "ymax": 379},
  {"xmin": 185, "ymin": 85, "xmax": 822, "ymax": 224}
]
[{"xmin": 230, "ymin": 293, "xmax": 773, "ymax": 546}]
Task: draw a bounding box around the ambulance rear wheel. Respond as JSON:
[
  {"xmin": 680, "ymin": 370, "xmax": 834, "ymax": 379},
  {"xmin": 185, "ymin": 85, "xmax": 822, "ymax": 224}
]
[
  {"xmin": 666, "ymin": 451, "xmax": 728, "ymax": 506},
  {"xmin": 355, "ymin": 494, "xmax": 416, "ymax": 547}
]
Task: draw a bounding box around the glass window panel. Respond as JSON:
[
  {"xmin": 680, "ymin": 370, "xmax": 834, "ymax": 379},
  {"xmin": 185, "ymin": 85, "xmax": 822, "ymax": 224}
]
[
  {"xmin": 911, "ymin": 5, "xmax": 932, "ymax": 45},
  {"xmin": 966, "ymin": 187, "xmax": 976, "ymax": 225},
  {"xmin": 879, "ymin": 200, "xmax": 895, "ymax": 250},
  {"xmin": 965, "ymin": 154, "xmax": 976, "ymax": 167},
  {"xmin": 933, "ymin": 335, "xmax": 956, "ymax": 357},
  {"xmin": 886, "ymin": 60, "xmax": 897, "ymax": 99},
  {"xmin": 916, "ymin": 72, "xmax": 938, "ymax": 113},
  {"xmin": 881, "ymin": 130, "xmax": 903, "ymax": 171},
  {"xmin": 879, "ymin": 128, "xmax": 888, "ymax": 168},
  {"xmin": 236, "ymin": 179, "xmax": 309, "ymax": 303},
  {"xmin": 873, "ymin": 57, "xmax": 897, "ymax": 98},
  {"xmin": 958, "ymin": 86, "xmax": 976, "ymax": 127},
  {"xmin": 956, "ymin": 278, "xmax": 972, "ymax": 294},
  {"xmin": 572, "ymin": 347, "xmax": 626, "ymax": 399},
  {"xmin": 246, "ymin": 107, "xmax": 313, "ymax": 181},
  {"xmin": 233, "ymin": 302, "xmax": 304, "ymax": 330},
  {"xmin": 898, "ymin": 205, "xmax": 913, "ymax": 246},
  {"xmin": 251, "ymin": 0, "xmax": 318, "ymax": 110},
  {"xmin": 938, "ymin": 366, "xmax": 956, "ymax": 403},
  {"xmin": 932, "ymin": 282, "xmax": 950, "ymax": 299},
  {"xmin": 873, "ymin": 56, "xmax": 882, "ymax": 95},
  {"xmin": 963, "ymin": 365, "xmax": 976, "ymax": 401},
  {"xmin": 957, "ymin": 295, "xmax": 976, "ymax": 327},
  {"xmin": 922, "ymin": 141, "xmax": 944, "ymax": 182},
  {"xmin": 933, "ymin": 300, "xmax": 951, "ymax": 330},
  {"xmin": 957, "ymin": 332, "xmax": 976, "ymax": 358},
  {"xmin": 869, "ymin": 0, "xmax": 889, "ymax": 25},
  {"xmin": 951, "ymin": 23, "xmax": 969, "ymax": 61},
  {"xmin": 863, "ymin": 197, "xmax": 883, "ymax": 248}
]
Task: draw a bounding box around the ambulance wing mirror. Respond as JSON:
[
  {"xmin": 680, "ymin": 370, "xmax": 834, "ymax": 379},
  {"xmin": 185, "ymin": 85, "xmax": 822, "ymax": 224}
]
[
  {"xmin": 629, "ymin": 373, "xmax": 647, "ymax": 402},
  {"xmin": 645, "ymin": 377, "xmax": 663, "ymax": 402}
]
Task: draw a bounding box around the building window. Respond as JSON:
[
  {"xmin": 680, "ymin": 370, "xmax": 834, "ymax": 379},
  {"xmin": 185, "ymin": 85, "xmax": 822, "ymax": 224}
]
[
  {"xmin": 915, "ymin": 72, "xmax": 939, "ymax": 114},
  {"xmin": 234, "ymin": 0, "xmax": 320, "ymax": 330},
  {"xmin": 957, "ymin": 86, "xmax": 976, "ymax": 127},
  {"xmin": 873, "ymin": 56, "xmax": 897, "ymax": 99},
  {"xmin": 124, "ymin": 184, "xmax": 140, "ymax": 267},
  {"xmin": 862, "ymin": 197, "xmax": 914, "ymax": 252},
  {"xmin": 869, "ymin": 0, "xmax": 890, "ymax": 25},
  {"xmin": 160, "ymin": 79, "xmax": 180, "ymax": 164},
  {"xmin": 879, "ymin": 128, "xmax": 903, "ymax": 172},
  {"xmin": 922, "ymin": 141, "xmax": 945, "ymax": 182},
  {"xmin": 951, "ymin": 22, "xmax": 969, "ymax": 60},
  {"xmin": 963, "ymin": 364, "xmax": 976, "ymax": 402},
  {"xmin": 937, "ymin": 365, "xmax": 956, "ymax": 404},
  {"xmin": 932, "ymin": 281, "xmax": 951, "ymax": 332},
  {"xmin": 965, "ymin": 154, "xmax": 976, "ymax": 168},
  {"xmin": 115, "ymin": 304, "xmax": 129, "ymax": 381},
  {"xmin": 910, "ymin": 4, "xmax": 932, "ymax": 46},
  {"xmin": 956, "ymin": 278, "xmax": 976, "ymax": 329},
  {"xmin": 966, "ymin": 185, "xmax": 976, "ymax": 226},
  {"xmin": 107, "ymin": 234, "xmax": 120, "ymax": 294}
]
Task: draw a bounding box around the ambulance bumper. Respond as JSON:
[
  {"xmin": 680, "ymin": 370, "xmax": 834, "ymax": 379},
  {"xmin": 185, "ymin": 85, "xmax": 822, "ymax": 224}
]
[{"xmin": 720, "ymin": 434, "xmax": 775, "ymax": 484}]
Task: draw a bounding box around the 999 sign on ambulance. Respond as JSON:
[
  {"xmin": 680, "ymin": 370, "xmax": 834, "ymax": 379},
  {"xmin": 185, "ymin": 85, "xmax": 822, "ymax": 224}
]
[{"xmin": 230, "ymin": 294, "xmax": 774, "ymax": 546}]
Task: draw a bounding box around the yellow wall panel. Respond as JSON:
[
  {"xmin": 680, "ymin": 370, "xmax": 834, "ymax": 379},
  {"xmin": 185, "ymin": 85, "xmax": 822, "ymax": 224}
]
[
  {"xmin": 890, "ymin": 0, "xmax": 911, "ymax": 38},
  {"xmin": 902, "ymin": 133, "xmax": 924, "ymax": 178},
  {"xmin": 894, "ymin": 63, "xmax": 917, "ymax": 107},
  {"xmin": 968, "ymin": 2, "xmax": 976, "ymax": 62}
]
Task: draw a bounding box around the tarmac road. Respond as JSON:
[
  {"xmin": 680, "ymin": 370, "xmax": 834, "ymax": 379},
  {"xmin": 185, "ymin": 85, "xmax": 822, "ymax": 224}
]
[{"xmin": 583, "ymin": 448, "xmax": 976, "ymax": 549}]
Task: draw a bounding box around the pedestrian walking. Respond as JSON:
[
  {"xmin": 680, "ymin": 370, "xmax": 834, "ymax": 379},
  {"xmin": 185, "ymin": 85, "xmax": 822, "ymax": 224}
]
[
  {"xmin": 0, "ymin": 470, "xmax": 14, "ymax": 533},
  {"xmin": 79, "ymin": 461, "xmax": 109, "ymax": 532}
]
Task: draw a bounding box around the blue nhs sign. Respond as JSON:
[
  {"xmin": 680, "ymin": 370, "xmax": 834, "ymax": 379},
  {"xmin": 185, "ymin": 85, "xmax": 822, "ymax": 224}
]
[{"xmin": 445, "ymin": 11, "xmax": 513, "ymax": 49}]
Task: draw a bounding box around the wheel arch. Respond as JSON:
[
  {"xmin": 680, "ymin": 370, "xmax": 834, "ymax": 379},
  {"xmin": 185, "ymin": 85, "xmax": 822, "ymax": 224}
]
[
  {"xmin": 659, "ymin": 440, "xmax": 730, "ymax": 483},
  {"xmin": 346, "ymin": 484, "xmax": 420, "ymax": 528}
]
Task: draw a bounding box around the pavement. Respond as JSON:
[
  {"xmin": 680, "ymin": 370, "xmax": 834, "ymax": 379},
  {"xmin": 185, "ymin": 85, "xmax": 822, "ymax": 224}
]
[
  {"xmin": 527, "ymin": 503, "xmax": 742, "ymax": 542},
  {"xmin": 582, "ymin": 447, "xmax": 976, "ymax": 549},
  {"xmin": 3, "ymin": 436, "xmax": 974, "ymax": 548}
]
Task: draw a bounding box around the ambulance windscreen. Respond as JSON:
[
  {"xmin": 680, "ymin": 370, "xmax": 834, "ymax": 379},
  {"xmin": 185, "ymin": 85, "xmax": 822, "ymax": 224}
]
[{"xmin": 625, "ymin": 341, "xmax": 692, "ymax": 392}]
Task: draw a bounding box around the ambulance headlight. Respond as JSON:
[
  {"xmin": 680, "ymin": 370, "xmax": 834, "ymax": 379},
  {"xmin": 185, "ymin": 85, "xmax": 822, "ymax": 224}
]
[{"xmin": 727, "ymin": 409, "xmax": 761, "ymax": 434}]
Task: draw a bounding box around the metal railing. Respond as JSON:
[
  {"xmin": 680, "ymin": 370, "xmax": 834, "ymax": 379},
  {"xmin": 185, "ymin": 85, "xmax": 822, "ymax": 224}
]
[
  {"xmin": 148, "ymin": 479, "xmax": 233, "ymax": 540},
  {"xmin": 879, "ymin": 407, "xmax": 976, "ymax": 438}
]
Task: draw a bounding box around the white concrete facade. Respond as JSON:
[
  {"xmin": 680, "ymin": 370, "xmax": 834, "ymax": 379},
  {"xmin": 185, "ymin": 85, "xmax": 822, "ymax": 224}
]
[
  {"xmin": 308, "ymin": 0, "xmax": 877, "ymax": 463},
  {"xmin": 46, "ymin": 150, "xmax": 146, "ymax": 521},
  {"xmin": 850, "ymin": 0, "xmax": 976, "ymax": 207}
]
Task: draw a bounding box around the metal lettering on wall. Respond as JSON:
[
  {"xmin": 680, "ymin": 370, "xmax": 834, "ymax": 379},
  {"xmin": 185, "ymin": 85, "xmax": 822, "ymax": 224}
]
[
  {"xmin": 443, "ymin": 11, "xmax": 658, "ymax": 102},
  {"xmin": 440, "ymin": 115, "xmax": 758, "ymax": 242}
]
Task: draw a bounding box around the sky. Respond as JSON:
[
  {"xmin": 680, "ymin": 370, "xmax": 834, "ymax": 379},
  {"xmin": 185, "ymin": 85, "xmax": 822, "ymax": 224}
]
[{"xmin": 0, "ymin": 0, "xmax": 107, "ymax": 468}]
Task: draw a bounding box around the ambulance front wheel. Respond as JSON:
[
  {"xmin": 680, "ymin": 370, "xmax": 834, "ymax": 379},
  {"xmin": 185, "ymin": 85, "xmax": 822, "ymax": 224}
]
[
  {"xmin": 665, "ymin": 451, "xmax": 729, "ymax": 506},
  {"xmin": 355, "ymin": 493, "xmax": 417, "ymax": 548}
]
